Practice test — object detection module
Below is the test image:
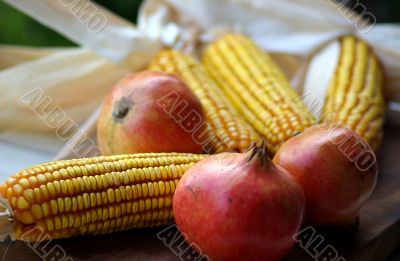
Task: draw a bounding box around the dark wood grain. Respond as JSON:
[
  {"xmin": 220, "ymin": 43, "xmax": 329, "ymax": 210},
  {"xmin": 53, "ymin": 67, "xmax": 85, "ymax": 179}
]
[
  {"xmin": 341, "ymin": 123, "xmax": 400, "ymax": 261},
  {"xmin": 2, "ymin": 125, "xmax": 400, "ymax": 261}
]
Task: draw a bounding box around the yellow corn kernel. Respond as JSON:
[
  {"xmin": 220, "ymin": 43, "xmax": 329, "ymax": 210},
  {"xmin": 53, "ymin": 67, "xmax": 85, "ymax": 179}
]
[
  {"xmin": 149, "ymin": 49, "xmax": 259, "ymax": 153},
  {"xmin": 203, "ymin": 34, "xmax": 316, "ymax": 154},
  {"xmin": 0, "ymin": 153, "xmax": 207, "ymax": 241},
  {"xmin": 321, "ymin": 36, "xmax": 385, "ymax": 151}
]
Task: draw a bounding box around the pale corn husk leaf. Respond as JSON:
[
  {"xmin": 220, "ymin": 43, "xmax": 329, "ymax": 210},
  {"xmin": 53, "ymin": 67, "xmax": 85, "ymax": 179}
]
[
  {"xmin": 0, "ymin": 48, "xmax": 127, "ymax": 178},
  {"xmin": 4, "ymin": 0, "xmax": 162, "ymax": 69},
  {"xmin": 0, "ymin": 48, "xmax": 127, "ymax": 133},
  {"xmin": 0, "ymin": 46, "xmax": 64, "ymax": 70},
  {"xmin": 302, "ymin": 40, "xmax": 340, "ymax": 120}
]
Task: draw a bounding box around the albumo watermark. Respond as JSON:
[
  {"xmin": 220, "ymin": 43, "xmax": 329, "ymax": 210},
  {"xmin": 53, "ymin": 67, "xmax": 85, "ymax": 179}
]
[
  {"xmin": 158, "ymin": 91, "xmax": 230, "ymax": 154},
  {"xmin": 59, "ymin": 0, "xmax": 107, "ymax": 34},
  {"xmin": 21, "ymin": 88, "xmax": 101, "ymax": 158},
  {"xmin": 294, "ymin": 226, "xmax": 346, "ymax": 261},
  {"xmin": 328, "ymin": 0, "xmax": 376, "ymax": 33},
  {"xmin": 157, "ymin": 224, "xmax": 210, "ymax": 261}
]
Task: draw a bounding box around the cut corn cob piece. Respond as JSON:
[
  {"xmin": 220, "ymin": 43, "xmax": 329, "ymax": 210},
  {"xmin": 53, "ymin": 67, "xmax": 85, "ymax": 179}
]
[
  {"xmin": 321, "ymin": 36, "xmax": 385, "ymax": 151},
  {"xmin": 148, "ymin": 49, "xmax": 259, "ymax": 153},
  {"xmin": 203, "ymin": 34, "xmax": 316, "ymax": 154},
  {"xmin": 0, "ymin": 152, "xmax": 207, "ymax": 241}
]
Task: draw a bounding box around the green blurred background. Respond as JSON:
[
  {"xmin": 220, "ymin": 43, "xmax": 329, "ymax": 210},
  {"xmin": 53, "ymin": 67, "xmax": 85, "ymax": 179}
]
[
  {"xmin": 0, "ymin": 0, "xmax": 398, "ymax": 47},
  {"xmin": 0, "ymin": 0, "xmax": 143, "ymax": 46}
]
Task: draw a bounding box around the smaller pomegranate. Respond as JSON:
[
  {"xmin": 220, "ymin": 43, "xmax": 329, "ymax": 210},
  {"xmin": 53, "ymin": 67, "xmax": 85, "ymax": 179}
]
[
  {"xmin": 273, "ymin": 124, "xmax": 378, "ymax": 228},
  {"xmin": 173, "ymin": 142, "xmax": 305, "ymax": 261}
]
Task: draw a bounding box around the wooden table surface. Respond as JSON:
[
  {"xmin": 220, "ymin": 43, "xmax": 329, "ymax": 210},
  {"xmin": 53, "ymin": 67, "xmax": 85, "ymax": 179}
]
[{"xmin": 1, "ymin": 124, "xmax": 399, "ymax": 261}]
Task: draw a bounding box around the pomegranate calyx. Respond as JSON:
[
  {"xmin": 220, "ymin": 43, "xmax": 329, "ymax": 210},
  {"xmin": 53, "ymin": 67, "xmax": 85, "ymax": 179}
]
[{"xmin": 247, "ymin": 140, "xmax": 270, "ymax": 168}]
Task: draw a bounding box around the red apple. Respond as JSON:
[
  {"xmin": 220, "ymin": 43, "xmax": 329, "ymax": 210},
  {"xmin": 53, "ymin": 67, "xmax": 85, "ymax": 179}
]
[
  {"xmin": 173, "ymin": 142, "xmax": 305, "ymax": 261},
  {"xmin": 97, "ymin": 71, "xmax": 206, "ymax": 155},
  {"xmin": 273, "ymin": 124, "xmax": 378, "ymax": 227}
]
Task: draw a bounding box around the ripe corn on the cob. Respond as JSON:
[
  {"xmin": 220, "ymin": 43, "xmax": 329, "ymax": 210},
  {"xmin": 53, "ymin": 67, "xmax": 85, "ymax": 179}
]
[
  {"xmin": 203, "ymin": 34, "xmax": 316, "ymax": 154},
  {"xmin": 321, "ymin": 36, "xmax": 385, "ymax": 151},
  {"xmin": 0, "ymin": 153, "xmax": 207, "ymax": 241},
  {"xmin": 149, "ymin": 49, "xmax": 259, "ymax": 153}
]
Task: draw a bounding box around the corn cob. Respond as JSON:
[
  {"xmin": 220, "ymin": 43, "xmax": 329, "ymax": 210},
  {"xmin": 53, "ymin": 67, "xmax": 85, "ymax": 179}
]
[
  {"xmin": 148, "ymin": 49, "xmax": 259, "ymax": 153},
  {"xmin": 203, "ymin": 34, "xmax": 316, "ymax": 154},
  {"xmin": 0, "ymin": 153, "xmax": 207, "ymax": 241},
  {"xmin": 321, "ymin": 36, "xmax": 385, "ymax": 151}
]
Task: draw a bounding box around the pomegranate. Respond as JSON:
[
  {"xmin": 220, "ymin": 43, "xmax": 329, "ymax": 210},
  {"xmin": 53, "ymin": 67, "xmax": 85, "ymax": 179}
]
[
  {"xmin": 173, "ymin": 142, "xmax": 305, "ymax": 261},
  {"xmin": 273, "ymin": 124, "xmax": 378, "ymax": 227},
  {"xmin": 97, "ymin": 71, "xmax": 206, "ymax": 155}
]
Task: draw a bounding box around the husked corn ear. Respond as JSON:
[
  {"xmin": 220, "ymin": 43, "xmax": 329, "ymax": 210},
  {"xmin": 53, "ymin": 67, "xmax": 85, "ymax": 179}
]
[
  {"xmin": 203, "ymin": 34, "xmax": 316, "ymax": 154},
  {"xmin": 149, "ymin": 49, "xmax": 259, "ymax": 153},
  {"xmin": 322, "ymin": 36, "xmax": 385, "ymax": 151},
  {"xmin": 0, "ymin": 153, "xmax": 207, "ymax": 241}
]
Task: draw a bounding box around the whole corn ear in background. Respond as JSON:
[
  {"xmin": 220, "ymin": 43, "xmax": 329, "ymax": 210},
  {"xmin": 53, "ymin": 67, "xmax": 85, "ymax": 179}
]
[
  {"xmin": 203, "ymin": 34, "xmax": 316, "ymax": 154},
  {"xmin": 0, "ymin": 153, "xmax": 207, "ymax": 241},
  {"xmin": 321, "ymin": 36, "xmax": 385, "ymax": 152},
  {"xmin": 148, "ymin": 49, "xmax": 259, "ymax": 153}
]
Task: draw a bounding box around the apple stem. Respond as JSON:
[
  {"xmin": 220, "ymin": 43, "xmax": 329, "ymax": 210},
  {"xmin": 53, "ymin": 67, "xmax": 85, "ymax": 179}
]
[{"xmin": 112, "ymin": 97, "xmax": 132, "ymax": 121}]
